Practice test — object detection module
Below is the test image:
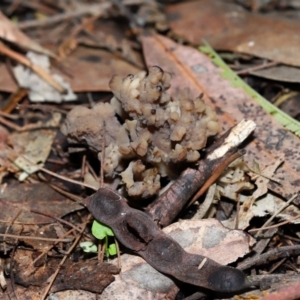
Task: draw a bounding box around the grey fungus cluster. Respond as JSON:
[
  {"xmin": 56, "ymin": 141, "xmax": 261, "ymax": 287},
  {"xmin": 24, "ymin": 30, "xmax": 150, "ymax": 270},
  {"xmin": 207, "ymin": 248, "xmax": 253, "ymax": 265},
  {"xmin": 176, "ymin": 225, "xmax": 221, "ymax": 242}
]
[{"xmin": 61, "ymin": 66, "xmax": 220, "ymax": 198}]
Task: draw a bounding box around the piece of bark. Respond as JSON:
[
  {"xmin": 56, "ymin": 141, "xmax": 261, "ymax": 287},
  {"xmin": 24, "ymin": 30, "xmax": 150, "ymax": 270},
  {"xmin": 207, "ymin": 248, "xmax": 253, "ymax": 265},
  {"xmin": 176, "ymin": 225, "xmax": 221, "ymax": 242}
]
[{"xmin": 14, "ymin": 258, "xmax": 118, "ymax": 294}]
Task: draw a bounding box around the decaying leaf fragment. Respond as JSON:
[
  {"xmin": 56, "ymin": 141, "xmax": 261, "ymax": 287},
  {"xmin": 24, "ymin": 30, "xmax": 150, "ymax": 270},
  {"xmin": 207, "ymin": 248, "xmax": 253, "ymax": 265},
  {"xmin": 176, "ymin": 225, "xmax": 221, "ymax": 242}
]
[{"xmin": 13, "ymin": 52, "xmax": 76, "ymax": 102}]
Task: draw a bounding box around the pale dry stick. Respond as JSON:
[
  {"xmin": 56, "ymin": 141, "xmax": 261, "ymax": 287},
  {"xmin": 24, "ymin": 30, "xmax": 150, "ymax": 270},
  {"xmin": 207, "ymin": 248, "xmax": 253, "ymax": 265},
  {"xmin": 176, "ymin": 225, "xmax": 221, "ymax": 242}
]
[
  {"xmin": 0, "ymin": 233, "xmax": 72, "ymax": 242},
  {"xmin": 48, "ymin": 183, "xmax": 84, "ymax": 203},
  {"xmin": 40, "ymin": 217, "xmax": 91, "ymax": 300},
  {"xmin": 100, "ymin": 133, "xmax": 106, "ymax": 188},
  {"xmin": 98, "ymin": 243, "xmax": 105, "ymax": 263},
  {"xmin": 0, "ymin": 110, "xmax": 20, "ymax": 120},
  {"xmin": 249, "ymin": 212, "xmax": 300, "ymax": 233},
  {"xmin": 0, "ymin": 268, "xmax": 6, "ymax": 291},
  {"xmin": 235, "ymin": 193, "xmax": 241, "ymax": 229},
  {"xmin": 273, "ymin": 91, "xmax": 299, "ymax": 107},
  {"xmin": 267, "ymin": 257, "xmax": 286, "ymax": 274},
  {"xmin": 3, "ymin": 210, "xmax": 21, "ymax": 255},
  {"xmin": 45, "ymin": 158, "xmax": 66, "ymax": 165},
  {"xmin": 81, "ymin": 154, "xmax": 87, "ymax": 179},
  {"xmin": 236, "ymin": 60, "xmax": 278, "ymax": 75},
  {"xmin": 0, "ymin": 41, "xmax": 65, "ymax": 93},
  {"xmin": 39, "ymin": 165, "xmax": 96, "ymax": 190},
  {"xmin": 86, "ymin": 160, "xmax": 99, "ymax": 184},
  {"xmin": 192, "ymin": 183, "xmax": 216, "ymax": 220},
  {"xmin": 254, "ymin": 193, "xmax": 298, "ymax": 237},
  {"xmin": 114, "ymin": 237, "xmax": 122, "ymax": 272},
  {"xmin": 0, "ymin": 116, "xmax": 22, "ymax": 131}
]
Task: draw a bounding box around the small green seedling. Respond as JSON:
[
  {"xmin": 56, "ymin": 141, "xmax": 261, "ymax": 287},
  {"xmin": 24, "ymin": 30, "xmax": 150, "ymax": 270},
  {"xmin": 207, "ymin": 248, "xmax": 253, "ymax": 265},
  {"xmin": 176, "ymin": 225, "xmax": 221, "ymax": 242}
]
[{"xmin": 80, "ymin": 220, "xmax": 117, "ymax": 257}]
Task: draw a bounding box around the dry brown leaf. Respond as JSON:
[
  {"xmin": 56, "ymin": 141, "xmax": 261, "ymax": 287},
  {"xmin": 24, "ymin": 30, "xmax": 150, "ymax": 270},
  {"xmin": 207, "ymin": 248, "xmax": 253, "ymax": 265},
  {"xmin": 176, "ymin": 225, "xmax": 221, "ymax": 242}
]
[
  {"xmin": 166, "ymin": 0, "xmax": 300, "ymax": 67},
  {"xmin": 57, "ymin": 46, "xmax": 141, "ymax": 92},
  {"xmin": 0, "ymin": 182, "xmax": 82, "ymax": 225},
  {"xmin": 0, "ymin": 63, "xmax": 18, "ymax": 92},
  {"xmin": 141, "ymin": 34, "xmax": 300, "ymax": 204},
  {"xmin": 0, "ymin": 11, "xmax": 55, "ymax": 58},
  {"xmin": 101, "ymin": 219, "xmax": 253, "ymax": 299}
]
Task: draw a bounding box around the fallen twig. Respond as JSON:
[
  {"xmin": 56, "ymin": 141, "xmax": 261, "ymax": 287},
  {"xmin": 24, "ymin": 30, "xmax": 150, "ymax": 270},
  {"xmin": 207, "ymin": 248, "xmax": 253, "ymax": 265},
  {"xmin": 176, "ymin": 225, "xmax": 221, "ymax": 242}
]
[{"xmin": 238, "ymin": 245, "xmax": 300, "ymax": 271}]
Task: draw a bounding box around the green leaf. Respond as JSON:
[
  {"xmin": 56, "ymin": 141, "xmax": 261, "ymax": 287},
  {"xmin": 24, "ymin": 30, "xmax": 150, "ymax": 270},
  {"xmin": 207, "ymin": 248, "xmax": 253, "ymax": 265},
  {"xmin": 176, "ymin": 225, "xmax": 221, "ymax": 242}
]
[
  {"xmin": 199, "ymin": 41, "xmax": 300, "ymax": 137},
  {"xmin": 91, "ymin": 220, "xmax": 114, "ymax": 240},
  {"xmin": 80, "ymin": 241, "xmax": 98, "ymax": 253},
  {"xmin": 107, "ymin": 243, "xmax": 117, "ymax": 256}
]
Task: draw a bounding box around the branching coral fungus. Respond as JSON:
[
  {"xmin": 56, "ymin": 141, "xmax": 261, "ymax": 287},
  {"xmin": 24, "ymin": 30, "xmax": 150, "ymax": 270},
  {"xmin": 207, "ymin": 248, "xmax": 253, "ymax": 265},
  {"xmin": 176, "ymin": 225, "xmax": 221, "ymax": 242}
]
[
  {"xmin": 61, "ymin": 66, "xmax": 220, "ymax": 197},
  {"xmin": 110, "ymin": 66, "xmax": 219, "ymax": 164}
]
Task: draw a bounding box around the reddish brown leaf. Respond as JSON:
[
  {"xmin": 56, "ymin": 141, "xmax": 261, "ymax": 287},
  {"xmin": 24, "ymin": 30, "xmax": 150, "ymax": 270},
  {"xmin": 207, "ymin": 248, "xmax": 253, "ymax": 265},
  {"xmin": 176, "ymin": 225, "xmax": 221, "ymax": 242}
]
[
  {"xmin": 0, "ymin": 63, "xmax": 18, "ymax": 92},
  {"xmin": 58, "ymin": 46, "xmax": 141, "ymax": 92},
  {"xmin": 166, "ymin": 0, "xmax": 300, "ymax": 67},
  {"xmin": 0, "ymin": 182, "xmax": 82, "ymax": 224},
  {"xmin": 0, "ymin": 11, "xmax": 55, "ymax": 57}
]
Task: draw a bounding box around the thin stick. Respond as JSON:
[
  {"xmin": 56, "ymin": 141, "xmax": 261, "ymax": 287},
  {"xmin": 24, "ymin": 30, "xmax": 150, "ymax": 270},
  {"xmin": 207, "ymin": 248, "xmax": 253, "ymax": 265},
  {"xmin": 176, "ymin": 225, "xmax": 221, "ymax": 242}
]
[
  {"xmin": 236, "ymin": 61, "xmax": 278, "ymax": 75},
  {"xmin": 0, "ymin": 41, "xmax": 65, "ymax": 93},
  {"xmin": 16, "ymin": 154, "xmax": 97, "ymax": 190},
  {"xmin": 235, "ymin": 194, "xmax": 241, "ymax": 229},
  {"xmin": 267, "ymin": 257, "xmax": 286, "ymax": 274},
  {"xmin": 86, "ymin": 160, "xmax": 99, "ymax": 184},
  {"xmin": 248, "ymin": 212, "xmax": 300, "ymax": 233},
  {"xmin": 254, "ymin": 193, "xmax": 298, "ymax": 237},
  {"xmin": 40, "ymin": 217, "xmax": 91, "ymax": 300},
  {"xmin": 192, "ymin": 183, "xmax": 216, "ymax": 220},
  {"xmin": 100, "ymin": 134, "xmax": 106, "ymax": 188},
  {"xmin": 115, "ymin": 237, "xmax": 122, "ymax": 271},
  {"xmin": 81, "ymin": 154, "xmax": 87, "ymax": 179},
  {"xmin": 48, "ymin": 183, "xmax": 84, "ymax": 203},
  {"xmin": 3, "ymin": 210, "xmax": 21, "ymax": 255},
  {"xmin": 30, "ymin": 209, "xmax": 83, "ymax": 230},
  {"xmin": 41, "ymin": 166, "xmax": 97, "ymax": 190},
  {"xmin": 0, "ymin": 233, "xmax": 72, "ymax": 242}
]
